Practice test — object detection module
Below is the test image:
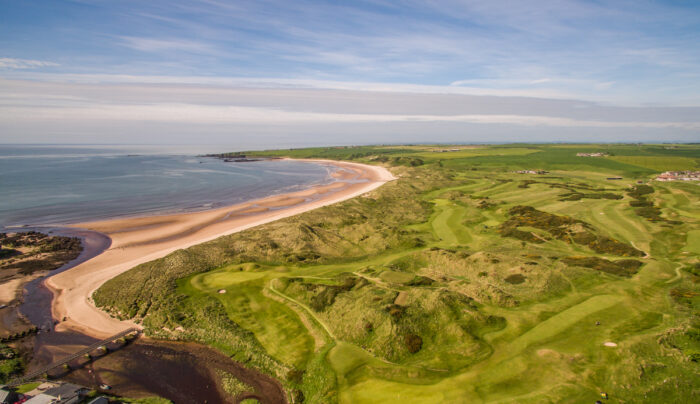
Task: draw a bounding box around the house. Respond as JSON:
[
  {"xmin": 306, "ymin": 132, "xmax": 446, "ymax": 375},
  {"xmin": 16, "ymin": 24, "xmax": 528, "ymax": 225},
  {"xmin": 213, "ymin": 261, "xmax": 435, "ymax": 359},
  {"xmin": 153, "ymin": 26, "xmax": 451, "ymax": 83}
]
[
  {"xmin": 655, "ymin": 171, "xmax": 700, "ymax": 182},
  {"xmin": 515, "ymin": 170, "xmax": 549, "ymax": 175},
  {"xmin": 576, "ymin": 152, "xmax": 608, "ymax": 157},
  {"xmin": 25, "ymin": 383, "xmax": 88, "ymax": 404},
  {"xmin": 0, "ymin": 388, "xmax": 18, "ymax": 404},
  {"xmin": 87, "ymin": 397, "xmax": 109, "ymax": 404}
]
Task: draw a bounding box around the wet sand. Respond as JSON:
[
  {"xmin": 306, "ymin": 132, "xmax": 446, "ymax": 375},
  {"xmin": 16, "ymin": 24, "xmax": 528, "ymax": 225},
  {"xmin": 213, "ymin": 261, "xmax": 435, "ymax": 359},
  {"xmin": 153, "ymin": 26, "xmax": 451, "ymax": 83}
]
[{"xmin": 46, "ymin": 159, "xmax": 395, "ymax": 339}]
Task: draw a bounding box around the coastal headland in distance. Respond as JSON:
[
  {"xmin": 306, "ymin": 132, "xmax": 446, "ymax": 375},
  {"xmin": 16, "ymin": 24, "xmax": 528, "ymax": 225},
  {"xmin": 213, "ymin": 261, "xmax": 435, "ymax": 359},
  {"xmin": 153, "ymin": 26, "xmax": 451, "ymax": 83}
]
[{"xmin": 47, "ymin": 159, "xmax": 395, "ymax": 339}]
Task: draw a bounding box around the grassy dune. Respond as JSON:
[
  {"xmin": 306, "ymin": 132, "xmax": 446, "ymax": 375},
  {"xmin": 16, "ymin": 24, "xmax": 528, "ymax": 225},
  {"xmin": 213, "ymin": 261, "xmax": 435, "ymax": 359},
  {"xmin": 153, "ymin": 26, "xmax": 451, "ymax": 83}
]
[{"xmin": 95, "ymin": 144, "xmax": 700, "ymax": 403}]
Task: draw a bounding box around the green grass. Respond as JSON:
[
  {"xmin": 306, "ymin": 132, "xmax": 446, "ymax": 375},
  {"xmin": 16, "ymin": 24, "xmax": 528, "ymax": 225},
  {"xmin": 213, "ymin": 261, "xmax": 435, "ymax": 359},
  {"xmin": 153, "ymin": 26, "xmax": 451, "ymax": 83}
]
[
  {"xmin": 405, "ymin": 147, "xmax": 538, "ymax": 160},
  {"xmin": 607, "ymin": 155, "xmax": 699, "ymax": 171},
  {"xmin": 96, "ymin": 144, "xmax": 700, "ymax": 403},
  {"xmin": 184, "ymin": 269, "xmax": 314, "ymax": 369},
  {"xmin": 14, "ymin": 382, "xmax": 40, "ymax": 394},
  {"xmin": 685, "ymin": 230, "xmax": 700, "ymax": 254}
]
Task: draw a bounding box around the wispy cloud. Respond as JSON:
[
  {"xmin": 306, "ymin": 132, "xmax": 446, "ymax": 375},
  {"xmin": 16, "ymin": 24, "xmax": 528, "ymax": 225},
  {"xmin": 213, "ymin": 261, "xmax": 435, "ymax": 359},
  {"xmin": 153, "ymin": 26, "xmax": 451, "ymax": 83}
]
[
  {"xmin": 117, "ymin": 36, "xmax": 220, "ymax": 55},
  {"xmin": 0, "ymin": 58, "xmax": 59, "ymax": 70},
  {"xmin": 3, "ymin": 103, "xmax": 697, "ymax": 130}
]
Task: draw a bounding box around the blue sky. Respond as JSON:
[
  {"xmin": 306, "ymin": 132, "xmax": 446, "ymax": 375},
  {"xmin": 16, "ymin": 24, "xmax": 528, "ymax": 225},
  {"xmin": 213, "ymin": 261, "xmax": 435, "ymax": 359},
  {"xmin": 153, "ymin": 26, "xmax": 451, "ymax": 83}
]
[{"xmin": 1, "ymin": 0, "xmax": 699, "ymax": 145}]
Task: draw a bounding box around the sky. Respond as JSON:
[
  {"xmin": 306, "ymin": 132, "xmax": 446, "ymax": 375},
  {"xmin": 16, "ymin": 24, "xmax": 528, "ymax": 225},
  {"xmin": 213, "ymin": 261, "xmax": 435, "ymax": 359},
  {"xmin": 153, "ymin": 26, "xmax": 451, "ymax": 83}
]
[{"xmin": 1, "ymin": 0, "xmax": 699, "ymax": 147}]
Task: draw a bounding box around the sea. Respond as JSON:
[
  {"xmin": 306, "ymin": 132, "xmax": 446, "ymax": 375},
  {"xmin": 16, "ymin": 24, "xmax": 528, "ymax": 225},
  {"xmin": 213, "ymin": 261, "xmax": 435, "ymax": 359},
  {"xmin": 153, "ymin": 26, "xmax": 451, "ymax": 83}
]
[{"xmin": 0, "ymin": 144, "xmax": 337, "ymax": 228}]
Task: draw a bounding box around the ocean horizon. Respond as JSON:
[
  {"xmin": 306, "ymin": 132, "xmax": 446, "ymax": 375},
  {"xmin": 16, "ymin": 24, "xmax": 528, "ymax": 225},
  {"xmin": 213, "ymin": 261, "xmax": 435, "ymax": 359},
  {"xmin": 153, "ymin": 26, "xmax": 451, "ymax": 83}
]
[{"xmin": 0, "ymin": 145, "xmax": 337, "ymax": 228}]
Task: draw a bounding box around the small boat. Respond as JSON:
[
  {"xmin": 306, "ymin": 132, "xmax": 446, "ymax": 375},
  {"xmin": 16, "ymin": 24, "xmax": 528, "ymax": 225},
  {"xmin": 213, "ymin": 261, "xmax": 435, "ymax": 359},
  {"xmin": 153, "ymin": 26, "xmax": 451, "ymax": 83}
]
[{"xmin": 99, "ymin": 384, "xmax": 111, "ymax": 390}]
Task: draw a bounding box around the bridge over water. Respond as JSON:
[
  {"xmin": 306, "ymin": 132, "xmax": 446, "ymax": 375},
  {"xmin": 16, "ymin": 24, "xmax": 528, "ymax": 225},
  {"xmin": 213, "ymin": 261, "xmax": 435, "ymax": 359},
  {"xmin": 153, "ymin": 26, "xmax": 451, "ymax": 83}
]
[{"xmin": 6, "ymin": 327, "xmax": 141, "ymax": 387}]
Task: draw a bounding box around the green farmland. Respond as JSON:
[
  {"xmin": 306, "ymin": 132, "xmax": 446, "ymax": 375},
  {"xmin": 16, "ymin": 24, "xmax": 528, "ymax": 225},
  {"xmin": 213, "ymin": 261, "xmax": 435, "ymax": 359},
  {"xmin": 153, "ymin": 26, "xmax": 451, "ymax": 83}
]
[{"xmin": 95, "ymin": 144, "xmax": 700, "ymax": 403}]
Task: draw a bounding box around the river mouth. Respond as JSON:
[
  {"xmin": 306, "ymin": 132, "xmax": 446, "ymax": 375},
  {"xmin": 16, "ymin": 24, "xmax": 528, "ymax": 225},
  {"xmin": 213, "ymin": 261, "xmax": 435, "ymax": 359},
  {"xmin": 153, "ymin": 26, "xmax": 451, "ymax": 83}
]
[
  {"xmin": 13, "ymin": 227, "xmax": 286, "ymax": 403},
  {"xmin": 26, "ymin": 331, "xmax": 286, "ymax": 404}
]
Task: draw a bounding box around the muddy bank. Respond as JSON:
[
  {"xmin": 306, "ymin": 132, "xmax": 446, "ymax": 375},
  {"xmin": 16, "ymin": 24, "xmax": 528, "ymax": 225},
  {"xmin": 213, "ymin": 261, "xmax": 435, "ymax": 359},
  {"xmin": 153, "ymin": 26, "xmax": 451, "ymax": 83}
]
[{"xmin": 26, "ymin": 331, "xmax": 286, "ymax": 404}]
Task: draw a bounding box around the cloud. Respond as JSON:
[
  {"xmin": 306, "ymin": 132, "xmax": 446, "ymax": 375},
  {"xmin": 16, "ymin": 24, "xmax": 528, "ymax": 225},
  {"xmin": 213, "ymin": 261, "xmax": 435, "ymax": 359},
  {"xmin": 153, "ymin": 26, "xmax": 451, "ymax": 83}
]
[
  {"xmin": 1, "ymin": 103, "xmax": 698, "ymax": 131},
  {"xmin": 0, "ymin": 58, "xmax": 59, "ymax": 69},
  {"xmin": 0, "ymin": 77, "xmax": 698, "ymax": 145},
  {"xmin": 117, "ymin": 36, "xmax": 219, "ymax": 55}
]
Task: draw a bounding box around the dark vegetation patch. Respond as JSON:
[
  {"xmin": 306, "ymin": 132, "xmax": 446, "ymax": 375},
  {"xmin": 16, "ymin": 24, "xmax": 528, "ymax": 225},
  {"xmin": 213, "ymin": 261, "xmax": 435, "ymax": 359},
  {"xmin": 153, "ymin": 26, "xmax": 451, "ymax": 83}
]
[
  {"xmin": 301, "ymin": 277, "xmax": 367, "ymax": 312},
  {"xmin": 517, "ymin": 180, "xmax": 622, "ymax": 201},
  {"xmin": 627, "ymin": 185, "xmax": 662, "ymax": 221},
  {"xmin": 389, "ymin": 157, "xmax": 424, "ymax": 167},
  {"xmin": 504, "ymin": 274, "xmax": 526, "ymax": 284},
  {"xmin": 558, "ymin": 192, "xmax": 623, "ymax": 201},
  {"xmin": 499, "ymin": 206, "xmax": 643, "ymax": 257},
  {"xmin": 628, "ymin": 184, "xmax": 654, "ymax": 199},
  {"xmin": 0, "ymin": 343, "xmax": 22, "ymax": 384},
  {"xmin": 406, "ymin": 276, "xmax": 434, "ymax": 286},
  {"xmin": 478, "ymin": 199, "xmax": 497, "ymax": 209},
  {"xmin": 404, "ymin": 334, "xmax": 423, "ymax": 353},
  {"xmin": 0, "ymin": 248, "xmax": 19, "ymax": 259},
  {"xmin": 681, "ymin": 263, "xmax": 700, "ymax": 281},
  {"xmin": 562, "ymin": 256, "xmax": 644, "ymax": 277},
  {"xmin": 669, "ymin": 288, "xmax": 700, "ymax": 307},
  {"xmin": 626, "ymin": 185, "xmax": 681, "ymax": 224},
  {"xmin": 0, "ymin": 232, "xmax": 82, "ymax": 276},
  {"xmin": 518, "ymin": 180, "xmax": 537, "ymax": 188},
  {"xmin": 385, "ymin": 304, "xmax": 407, "ymax": 322}
]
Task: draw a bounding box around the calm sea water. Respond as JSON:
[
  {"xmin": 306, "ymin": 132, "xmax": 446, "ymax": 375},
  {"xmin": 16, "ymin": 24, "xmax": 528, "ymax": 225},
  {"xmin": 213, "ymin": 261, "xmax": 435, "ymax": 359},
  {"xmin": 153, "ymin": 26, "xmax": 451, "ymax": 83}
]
[{"xmin": 0, "ymin": 145, "xmax": 336, "ymax": 227}]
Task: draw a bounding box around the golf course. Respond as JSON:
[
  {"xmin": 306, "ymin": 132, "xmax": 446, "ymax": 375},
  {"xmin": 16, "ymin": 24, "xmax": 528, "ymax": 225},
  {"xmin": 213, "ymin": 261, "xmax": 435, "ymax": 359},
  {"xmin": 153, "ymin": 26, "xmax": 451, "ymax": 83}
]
[{"xmin": 94, "ymin": 144, "xmax": 700, "ymax": 403}]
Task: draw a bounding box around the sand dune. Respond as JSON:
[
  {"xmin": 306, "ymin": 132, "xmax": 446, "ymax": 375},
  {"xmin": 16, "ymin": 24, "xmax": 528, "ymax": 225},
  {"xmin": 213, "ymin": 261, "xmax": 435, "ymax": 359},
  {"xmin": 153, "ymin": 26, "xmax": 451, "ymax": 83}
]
[{"xmin": 46, "ymin": 160, "xmax": 395, "ymax": 338}]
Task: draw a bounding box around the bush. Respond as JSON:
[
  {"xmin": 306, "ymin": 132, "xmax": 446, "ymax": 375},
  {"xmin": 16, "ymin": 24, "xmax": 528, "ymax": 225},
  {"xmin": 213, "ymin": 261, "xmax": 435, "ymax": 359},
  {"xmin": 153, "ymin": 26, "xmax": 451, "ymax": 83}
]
[
  {"xmin": 404, "ymin": 334, "xmax": 423, "ymax": 353},
  {"xmin": 504, "ymin": 274, "xmax": 526, "ymax": 284}
]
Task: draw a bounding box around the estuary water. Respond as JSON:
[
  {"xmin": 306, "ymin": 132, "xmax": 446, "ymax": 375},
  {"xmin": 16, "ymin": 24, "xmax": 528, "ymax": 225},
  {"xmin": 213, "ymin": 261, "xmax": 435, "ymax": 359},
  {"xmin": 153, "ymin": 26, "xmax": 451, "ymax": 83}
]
[{"xmin": 0, "ymin": 145, "xmax": 336, "ymax": 228}]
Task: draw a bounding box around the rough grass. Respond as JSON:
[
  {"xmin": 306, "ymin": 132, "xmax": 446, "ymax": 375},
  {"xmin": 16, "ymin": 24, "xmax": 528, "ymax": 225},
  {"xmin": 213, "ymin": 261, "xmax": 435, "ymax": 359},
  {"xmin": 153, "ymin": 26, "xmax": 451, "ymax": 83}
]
[{"xmin": 95, "ymin": 144, "xmax": 700, "ymax": 403}]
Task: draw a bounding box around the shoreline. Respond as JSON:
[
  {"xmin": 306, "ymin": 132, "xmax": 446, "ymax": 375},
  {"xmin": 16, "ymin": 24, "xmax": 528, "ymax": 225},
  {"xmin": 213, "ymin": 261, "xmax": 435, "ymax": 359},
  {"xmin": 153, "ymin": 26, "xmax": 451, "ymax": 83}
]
[
  {"xmin": 45, "ymin": 159, "xmax": 395, "ymax": 339},
  {"xmin": 0, "ymin": 158, "xmax": 341, "ymax": 231}
]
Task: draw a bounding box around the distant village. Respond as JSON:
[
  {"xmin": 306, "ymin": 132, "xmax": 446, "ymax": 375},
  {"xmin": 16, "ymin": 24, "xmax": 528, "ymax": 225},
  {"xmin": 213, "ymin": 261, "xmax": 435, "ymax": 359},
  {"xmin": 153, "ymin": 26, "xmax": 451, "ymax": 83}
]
[
  {"xmin": 514, "ymin": 170, "xmax": 549, "ymax": 174},
  {"xmin": 655, "ymin": 171, "xmax": 700, "ymax": 182},
  {"xmin": 576, "ymin": 152, "xmax": 609, "ymax": 157}
]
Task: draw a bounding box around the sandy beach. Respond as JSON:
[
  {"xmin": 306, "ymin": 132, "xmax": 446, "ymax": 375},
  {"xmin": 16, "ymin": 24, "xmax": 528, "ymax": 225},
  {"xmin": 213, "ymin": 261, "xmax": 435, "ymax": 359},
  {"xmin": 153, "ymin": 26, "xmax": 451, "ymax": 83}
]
[{"xmin": 46, "ymin": 160, "xmax": 395, "ymax": 339}]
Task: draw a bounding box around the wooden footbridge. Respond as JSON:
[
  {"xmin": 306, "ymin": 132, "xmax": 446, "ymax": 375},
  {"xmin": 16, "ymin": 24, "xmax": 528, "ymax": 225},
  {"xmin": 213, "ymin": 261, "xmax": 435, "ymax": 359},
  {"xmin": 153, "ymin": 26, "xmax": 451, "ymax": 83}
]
[{"xmin": 6, "ymin": 327, "xmax": 140, "ymax": 387}]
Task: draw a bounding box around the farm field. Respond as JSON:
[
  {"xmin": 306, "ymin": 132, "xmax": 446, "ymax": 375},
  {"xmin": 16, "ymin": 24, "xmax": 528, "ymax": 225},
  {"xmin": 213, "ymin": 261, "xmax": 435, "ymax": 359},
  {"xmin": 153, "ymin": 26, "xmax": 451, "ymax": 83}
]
[{"xmin": 95, "ymin": 144, "xmax": 700, "ymax": 403}]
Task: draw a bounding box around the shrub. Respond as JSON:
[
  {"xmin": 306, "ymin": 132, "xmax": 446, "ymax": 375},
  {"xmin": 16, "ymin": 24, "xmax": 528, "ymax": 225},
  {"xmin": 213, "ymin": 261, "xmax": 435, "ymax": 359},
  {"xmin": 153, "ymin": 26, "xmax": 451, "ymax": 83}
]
[
  {"xmin": 504, "ymin": 274, "xmax": 526, "ymax": 284},
  {"xmin": 404, "ymin": 334, "xmax": 423, "ymax": 353}
]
